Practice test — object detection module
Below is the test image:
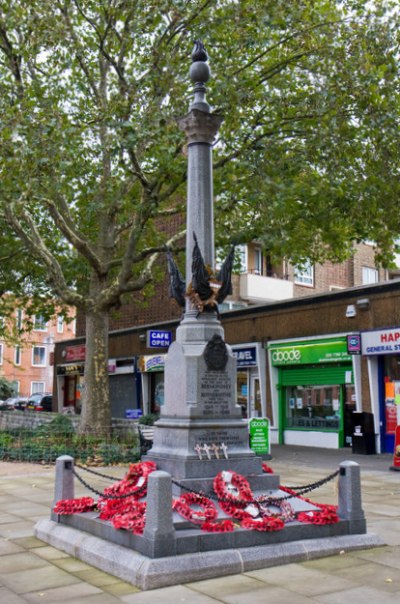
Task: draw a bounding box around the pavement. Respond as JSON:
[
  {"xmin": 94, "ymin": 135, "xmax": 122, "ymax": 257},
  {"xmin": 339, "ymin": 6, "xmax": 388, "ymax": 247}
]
[{"xmin": 0, "ymin": 444, "xmax": 399, "ymax": 603}]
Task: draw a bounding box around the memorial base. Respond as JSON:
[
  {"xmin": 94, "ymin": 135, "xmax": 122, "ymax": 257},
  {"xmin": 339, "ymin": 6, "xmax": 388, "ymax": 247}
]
[{"xmin": 34, "ymin": 517, "xmax": 383, "ymax": 591}]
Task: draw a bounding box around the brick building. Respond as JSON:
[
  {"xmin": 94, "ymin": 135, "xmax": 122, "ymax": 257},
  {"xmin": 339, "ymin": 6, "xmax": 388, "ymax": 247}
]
[
  {"xmin": 54, "ymin": 277, "xmax": 400, "ymax": 455},
  {"xmin": 1, "ymin": 310, "xmax": 75, "ymax": 398}
]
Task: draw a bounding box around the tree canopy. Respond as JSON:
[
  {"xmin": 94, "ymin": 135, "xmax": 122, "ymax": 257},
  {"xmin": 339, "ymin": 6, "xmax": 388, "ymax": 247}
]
[{"xmin": 0, "ymin": 0, "xmax": 399, "ymax": 429}]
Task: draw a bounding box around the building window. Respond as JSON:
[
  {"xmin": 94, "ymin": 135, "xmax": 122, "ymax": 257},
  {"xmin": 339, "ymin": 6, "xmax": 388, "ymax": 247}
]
[
  {"xmin": 11, "ymin": 380, "xmax": 20, "ymax": 395},
  {"xmin": 32, "ymin": 346, "xmax": 46, "ymax": 366},
  {"xmin": 57, "ymin": 315, "xmax": 64, "ymax": 333},
  {"xmin": 237, "ymin": 245, "xmax": 247, "ymax": 273},
  {"xmin": 16, "ymin": 309, "xmax": 23, "ymax": 330},
  {"xmin": 34, "ymin": 314, "xmax": 47, "ymax": 331},
  {"xmin": 362, "ymin": 267, "xmax": 378, "ymax": 285},
  {"xmin": 294, "ymin": 262, "xmax": 314, "ymax": 286},
  {"xmin": 254, "ymin": 248, "xmax": 262, "ymax": 275},
  {"xmin": 14, "ymin": 345, "xmax": 21, "ymax": 366},
  {"xmin": 0, "ymin": 343, "xmax": 3, "ymax": 365},
  {"xmin": 31, "ymin": 382, "xmax": 45, "ymax": 394}
]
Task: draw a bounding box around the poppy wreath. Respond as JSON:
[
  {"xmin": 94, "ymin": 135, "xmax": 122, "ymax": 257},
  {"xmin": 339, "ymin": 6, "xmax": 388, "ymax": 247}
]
[
  {"xmin": 53, "ymin": 496, "xmax": 96, "ymax": 515},
  {"xmin": 97, "ymin": 495, "xmax": 139, "ymax": 521},
  {"xmin": 256, "ymin": 497, "xmax": 296, "ymax": 523},
  {"xmin": 296, "ymin": 505, "xmax": 339, "ymax": 525},
  {"xmin": 241, "ymin": 515, "xmax": 285, "ymax": 532},
  {"xmin": 172, "ymin": 492, "xmax": 218, "ymax": 525},
  {"xmin": 280, "ymin": 486, "xmax": 339, "ymax": 525},
  {"xmin": 262, "ymin": 462, "xmax": 274, "ymax": 474},
  {"xmin": 111, "ymin": 501, "xmax": 147, "ymax": 535},
  {"xmin": 201, "ymin": 519, "xmax": 235, "ymax": 532},
  {"xmin": 103, "ymin": 460, "xmax": 156, "ymax": 499},
  {"xmin": 213, "ymin": 470, "xmax": 254, "ymax": 520}
]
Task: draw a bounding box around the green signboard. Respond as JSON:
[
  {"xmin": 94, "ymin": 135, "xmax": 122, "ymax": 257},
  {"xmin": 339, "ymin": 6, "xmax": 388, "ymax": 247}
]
[
  {"xmin": 269, "ymin": 338, "xmax": 351, "ymax": 366},
  {"xmin": 249, "ymin": 417, "xmax": 270, "ymax": 456}
]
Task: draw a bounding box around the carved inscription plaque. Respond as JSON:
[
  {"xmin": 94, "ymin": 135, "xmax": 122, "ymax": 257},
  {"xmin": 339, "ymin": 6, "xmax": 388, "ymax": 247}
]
[{"xmin": 200, "ymin": 371, "xmax": 232, "ymax": 416}]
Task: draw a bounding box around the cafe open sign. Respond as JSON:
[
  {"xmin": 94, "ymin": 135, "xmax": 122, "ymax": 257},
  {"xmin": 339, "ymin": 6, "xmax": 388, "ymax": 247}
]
[{"xmin": 147, "ymin": 330, "xmax": 172, "ymax": 348}]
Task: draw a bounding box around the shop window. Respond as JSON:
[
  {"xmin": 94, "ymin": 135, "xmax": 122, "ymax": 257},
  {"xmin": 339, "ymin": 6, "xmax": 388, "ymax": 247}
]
[
  {"xmin": 294, "ymin": 262, "xmax": 314, "ymax": 286},
  {"xmin": 236, "ymin": 371, "xmax": 248, "ymax": 418},
  {"xmin": 285, "ymin": 385, "xmax": 340, "ymax": 430}
]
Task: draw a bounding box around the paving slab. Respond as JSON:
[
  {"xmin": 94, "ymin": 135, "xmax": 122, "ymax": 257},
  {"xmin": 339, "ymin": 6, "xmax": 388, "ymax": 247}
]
[{"xmin": 0, "ymin": 447, "xmax": 399, "ymax": 602}]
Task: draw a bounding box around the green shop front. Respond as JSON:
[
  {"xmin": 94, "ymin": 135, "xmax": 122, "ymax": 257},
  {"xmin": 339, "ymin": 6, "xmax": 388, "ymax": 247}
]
[{"xmin": 268, "ymin": 337, "xmax": 356, "ymax": 449}]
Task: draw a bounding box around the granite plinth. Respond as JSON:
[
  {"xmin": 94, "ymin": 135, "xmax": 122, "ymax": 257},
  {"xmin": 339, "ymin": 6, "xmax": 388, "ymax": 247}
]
[{"xmin": 34, "ymin": 518, "xmax": 383, "ymax": 591}]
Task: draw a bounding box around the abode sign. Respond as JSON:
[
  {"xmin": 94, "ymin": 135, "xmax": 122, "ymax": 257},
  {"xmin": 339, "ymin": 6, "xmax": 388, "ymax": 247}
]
[{"xmin": 269, "ymin": 338, "xmax": 351, "ymax": 366}]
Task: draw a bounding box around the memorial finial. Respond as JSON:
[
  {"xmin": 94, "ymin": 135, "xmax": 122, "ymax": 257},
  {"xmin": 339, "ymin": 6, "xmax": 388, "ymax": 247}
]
[
  {"xmin": 191, "ymin": 40, "xmax": 208, "ymax": 63},
  {"xmin": 189, "ymin": 40, "xmax": 210, "ymax": 112}
]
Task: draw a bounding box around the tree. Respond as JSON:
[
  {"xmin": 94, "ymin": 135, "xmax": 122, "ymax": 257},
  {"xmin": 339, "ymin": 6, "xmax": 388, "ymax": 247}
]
[
  {"xmin": 0, "ymin": 376, "xmax": 16, "ymax": 400},
  {"xmin": 0, "ymin": 1, "xmax": 399, "ymax": 432}
]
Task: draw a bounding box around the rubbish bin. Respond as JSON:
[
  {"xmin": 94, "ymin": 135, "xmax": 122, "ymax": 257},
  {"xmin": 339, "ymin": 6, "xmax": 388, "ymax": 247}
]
[{"xmin": 352, "ymin": 411, "xmax": 376, "ymax": 454}]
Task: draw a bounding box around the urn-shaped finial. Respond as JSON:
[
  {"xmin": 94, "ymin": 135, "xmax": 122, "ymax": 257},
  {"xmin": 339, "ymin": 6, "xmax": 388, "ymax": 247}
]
[{"xmin": 189, "ymin": 40, "xmax": 210, "ymax": 111}]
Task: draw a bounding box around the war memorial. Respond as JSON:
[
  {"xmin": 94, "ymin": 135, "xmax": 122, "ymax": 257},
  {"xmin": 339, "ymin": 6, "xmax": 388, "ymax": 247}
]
[{"xmin": 34, "ymin": 43, "xmax": 383, "ymax": 590}]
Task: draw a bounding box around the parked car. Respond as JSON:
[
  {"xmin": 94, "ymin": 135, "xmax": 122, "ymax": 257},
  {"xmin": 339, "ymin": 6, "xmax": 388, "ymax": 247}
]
[
  {"xmin": 26, "ymin": 393, "xmax": 53, "ymax": 412},
  {"xmin": 2, "ymin": 397, "xmax": 28, "ymax": 411}
]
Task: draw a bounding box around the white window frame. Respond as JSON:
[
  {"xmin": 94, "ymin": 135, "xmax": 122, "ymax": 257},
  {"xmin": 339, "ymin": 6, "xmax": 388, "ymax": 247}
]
[
  {"xmin": 14, "ymin": 345, "xmax": 21, "ymax": 366},
  {"xmin": 33, "ymin": 314, "xmax": 47, "ymax": 331},
  {"xmin": 237, "ymin": 244, "xmax": 248, "ymax": 273},
  {"xmin": 294, "ymin": 262, "xmax": 314, "ymax": 286},
  {"xmin": 16, "ymin": 309, "xmax": 23, "ymax": 330},
  {"xmin": 31, "ymin": 381, "xmax": 45, "ymax": 395},
  {"xmin": 0, "ymin": 343, "xmax": 3, "ymax": 365},
  {"xmin": 362, "ymin": 266, "xmax": 378, "ymax": 285},
  {"xmin": 254, "ymin": 248, "xmax": 262, "ymax": 275},
  {"xmin": 12, "ymin": 380, "xmax": 20, "ymax": 395},
  {"xmin": 57, "ymin": 315, "xmax": 64, "ymax": 333},
  {"xmin": 32, "ymin": 346, "xmax": 46, "ymax": 367}
]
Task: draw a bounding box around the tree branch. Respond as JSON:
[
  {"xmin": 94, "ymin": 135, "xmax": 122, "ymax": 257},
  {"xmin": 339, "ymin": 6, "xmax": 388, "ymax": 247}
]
[{"xmin": 3, "ymin": 201, "xmax": 86, "ymax": 309}]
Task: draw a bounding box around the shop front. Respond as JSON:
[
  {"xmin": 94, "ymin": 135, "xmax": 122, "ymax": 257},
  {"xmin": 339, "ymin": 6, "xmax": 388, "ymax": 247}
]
[
  {"xmin": 231, "ymin": 343, "xmax": 266, "ymax": 419},
  {"xmin": 138, "ymin": 354, "xmax": 166, "ymax": 416},
  {"xmin": 361, "ymin": 327, "xmax": 400, "ymax": 453},
  {"xmin": 268, "ymin": 336, "xmax": 358, "ymax": 448},
  {"xmin": 56, "ymin": 345, "xmax": 140, "ymax": 417}
]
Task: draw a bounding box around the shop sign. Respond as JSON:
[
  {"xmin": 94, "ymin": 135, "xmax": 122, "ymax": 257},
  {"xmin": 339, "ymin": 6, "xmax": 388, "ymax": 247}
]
[
  {"xmin": 57, "ymin": 364, "xmax": 84, "ymax": 376},
  {"xmin": 65, "ymin": 345, "xmax": 86, "ymax": 362},
  {"xmin": 362, "ymin": 328, "xmax": 400, "ymax": 355},
  {"xmin": 125, "ymin": 409, "xmax": 143, "ymax": 419},
  {"xmin": 147, "ymin": 330, "xmax": 172, "ymax": 348},
  {"xmin": 249, "ymin": 417, "xmax": 270, "ymax": 455},
  {"xmin": 232, "ymin": 346, "xmax": 257, "ymax": 367},
  {"xmin": 347, "ymin": 334, "xmax": 361, "ymax": 354},
  {"xmin": 269, "ymin": 338, "xmax": 350, "ymax": 366},
  {"xmin": 138, "ymin": 354, "xmax": 165, "ymax": 373}
]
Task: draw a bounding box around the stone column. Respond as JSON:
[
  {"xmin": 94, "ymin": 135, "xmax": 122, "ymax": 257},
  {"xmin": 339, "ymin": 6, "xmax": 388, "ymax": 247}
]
[
  {"xmin": 146, "ymin": 43, "xmax": 263, "ymax": 482},
  {"xmin": 337, "ymin": 460, "xmax": 366, "ymax": 534},
  {"xmin": 52, "ymin": 455, "xmax": 74, "ymax": 519}
]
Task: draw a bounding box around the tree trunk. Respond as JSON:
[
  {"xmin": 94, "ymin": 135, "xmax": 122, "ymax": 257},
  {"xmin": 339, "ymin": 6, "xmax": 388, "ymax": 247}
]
[{"xmin": 79, "ymin": 306, "xmax": 111, "ymax": 436}]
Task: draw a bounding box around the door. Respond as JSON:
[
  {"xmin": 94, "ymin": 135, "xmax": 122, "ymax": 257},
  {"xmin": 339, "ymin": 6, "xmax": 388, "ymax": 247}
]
[{"xmin": 250, "ymin": 377, "xmax": 262, "ymax": 418}]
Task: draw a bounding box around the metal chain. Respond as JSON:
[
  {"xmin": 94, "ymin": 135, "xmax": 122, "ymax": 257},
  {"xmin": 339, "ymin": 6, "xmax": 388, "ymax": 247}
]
[
  {"xmin": 72, "ymin": 464, "xmax": 339, "ymax": 506},
  {"xmin": 74, "ymin": 463, "xmax": 124, "ymax": 482},
  {"xmin": 172, "ymin": 468, "xmax": 340, "ymax": 506},
  {"xmin": 72, "ymin": 467, "xmax": 146, "ymax": 500}
]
